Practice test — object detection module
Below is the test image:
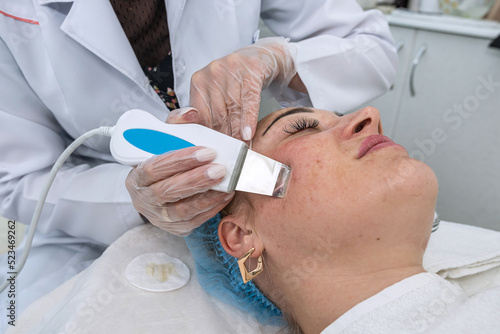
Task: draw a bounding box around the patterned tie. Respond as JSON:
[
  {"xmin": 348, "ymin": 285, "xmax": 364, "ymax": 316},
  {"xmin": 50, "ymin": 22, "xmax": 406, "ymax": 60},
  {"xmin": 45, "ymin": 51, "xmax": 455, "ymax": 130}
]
[{"xmin": 110, "ymin": 0, "xmax": 180, "ymax": 110}]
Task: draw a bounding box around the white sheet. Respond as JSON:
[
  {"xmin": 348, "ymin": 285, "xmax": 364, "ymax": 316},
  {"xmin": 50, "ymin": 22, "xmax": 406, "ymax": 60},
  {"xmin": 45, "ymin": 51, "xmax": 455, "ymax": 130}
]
[{"xmin": 7, "ymin": 225, "xmax": 282, "ymax": 334}]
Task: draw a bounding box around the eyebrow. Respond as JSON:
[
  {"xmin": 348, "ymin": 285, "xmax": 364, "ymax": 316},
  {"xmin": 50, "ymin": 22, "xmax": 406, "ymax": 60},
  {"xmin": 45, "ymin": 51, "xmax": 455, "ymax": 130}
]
[{"xmin": 262, "ymin": 107, "xmax": 314, "ymax": 136}]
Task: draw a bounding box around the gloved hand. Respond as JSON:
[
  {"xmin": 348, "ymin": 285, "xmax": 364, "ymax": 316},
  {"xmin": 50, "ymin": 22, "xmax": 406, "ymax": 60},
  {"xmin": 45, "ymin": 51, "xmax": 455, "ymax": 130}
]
[
  {"xmin": 125, "ymin": 144, "xmax": 234, "ymax": 236},
  {"xmin": 168, "ymin": 37, "xmax": 298, "ymax": 141}
]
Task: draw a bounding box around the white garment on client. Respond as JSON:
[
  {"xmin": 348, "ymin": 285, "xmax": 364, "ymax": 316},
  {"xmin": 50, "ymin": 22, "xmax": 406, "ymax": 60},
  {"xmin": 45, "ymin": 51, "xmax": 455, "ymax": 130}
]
[{"xmin": 321, "ymin": 272, "xmax": 500, "ymax": 333}]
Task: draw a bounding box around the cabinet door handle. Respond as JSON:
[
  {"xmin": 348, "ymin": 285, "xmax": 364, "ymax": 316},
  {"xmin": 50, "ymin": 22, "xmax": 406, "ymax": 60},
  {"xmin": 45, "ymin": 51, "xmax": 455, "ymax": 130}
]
[
  {"xmin": 395, "ymin": 40, "xmax": 404, "ymax": 53},
  {"xmin": 409, "ymin": 43, "xmax": 427, "ymax": 97}
]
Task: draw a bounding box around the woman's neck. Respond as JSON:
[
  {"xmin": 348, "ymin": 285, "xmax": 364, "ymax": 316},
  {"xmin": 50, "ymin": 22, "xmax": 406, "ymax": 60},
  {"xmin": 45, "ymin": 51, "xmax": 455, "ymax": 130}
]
[{"xmin": 278, "ymin": 265, "xmax": 425, "ymax": 334}]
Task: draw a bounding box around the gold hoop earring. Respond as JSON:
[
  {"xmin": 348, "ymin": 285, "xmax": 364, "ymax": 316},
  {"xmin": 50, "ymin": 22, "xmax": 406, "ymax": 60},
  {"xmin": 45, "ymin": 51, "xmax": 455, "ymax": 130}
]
[{"xmin": 237, "ymin": 247, "xmax": 263, "ymax": 284}]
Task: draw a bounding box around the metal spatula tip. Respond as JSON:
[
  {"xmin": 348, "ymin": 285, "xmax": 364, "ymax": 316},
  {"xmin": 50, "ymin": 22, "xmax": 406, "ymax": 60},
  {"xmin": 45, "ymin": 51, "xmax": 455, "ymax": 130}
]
[
  {"xmin": 235, "ymin": 150, "xmax": 291, "ymax": 198},
  {"xmin": 271, "ymin": 164, "xmax": 291, "ymax": 198}
]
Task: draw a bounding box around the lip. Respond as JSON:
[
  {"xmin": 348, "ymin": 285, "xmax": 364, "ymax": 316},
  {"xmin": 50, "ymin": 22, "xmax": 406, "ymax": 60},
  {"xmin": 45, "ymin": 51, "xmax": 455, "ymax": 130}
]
[{"xmin": 358, "ymin": 135, "xmax": 404, "ymax": 158}]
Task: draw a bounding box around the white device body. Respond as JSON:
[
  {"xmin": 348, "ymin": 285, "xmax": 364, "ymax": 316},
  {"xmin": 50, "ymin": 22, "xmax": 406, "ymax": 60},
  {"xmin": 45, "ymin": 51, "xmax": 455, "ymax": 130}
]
[{"xmin": 110, "ymin": 109, "xmax": 247, "ymax": 193}]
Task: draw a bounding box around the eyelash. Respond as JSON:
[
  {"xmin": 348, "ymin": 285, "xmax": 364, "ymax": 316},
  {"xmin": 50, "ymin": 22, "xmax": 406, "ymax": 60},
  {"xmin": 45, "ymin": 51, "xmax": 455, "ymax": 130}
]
[{"xmin": 283, "ymin": 118, "xmax": 320, "ymax": 134}]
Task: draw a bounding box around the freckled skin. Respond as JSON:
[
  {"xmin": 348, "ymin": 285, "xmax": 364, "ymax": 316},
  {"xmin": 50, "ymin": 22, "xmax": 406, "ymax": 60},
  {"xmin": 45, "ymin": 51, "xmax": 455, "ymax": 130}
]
[{"xmin": 245, "ymin": 107, "xmax": 438, "ymax": 272}]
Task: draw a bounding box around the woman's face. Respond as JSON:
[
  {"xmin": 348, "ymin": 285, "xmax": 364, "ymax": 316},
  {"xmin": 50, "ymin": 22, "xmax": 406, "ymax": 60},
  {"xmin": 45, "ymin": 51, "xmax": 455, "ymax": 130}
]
[{"xmin": 246, "ymin": 106, "xmax": 438, "ymax": 268}]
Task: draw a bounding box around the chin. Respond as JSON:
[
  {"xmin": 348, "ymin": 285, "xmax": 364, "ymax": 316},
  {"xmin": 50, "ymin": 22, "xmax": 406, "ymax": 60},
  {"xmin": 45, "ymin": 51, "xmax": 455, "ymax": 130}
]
[
  {"xmin": 412, "ymin": 159, "xmax": 439, "ymax": 201},
  {"xmin": 385, "ymin": 157, "xmax": 438, "ymax": 206},
  {"xmin": 384, "ymin": 160, "xmax": 438, "ymax": 249}
]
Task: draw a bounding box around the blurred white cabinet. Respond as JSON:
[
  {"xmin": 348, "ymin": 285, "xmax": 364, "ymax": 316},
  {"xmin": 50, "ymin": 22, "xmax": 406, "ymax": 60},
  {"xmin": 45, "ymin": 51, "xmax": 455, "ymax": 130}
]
[
  {"xmin": 368, "ymin": 25, "xmax": 416, "ymax": 135},
  {"xmin": 368, "ymin": 18, "xmax": 500, "ymax": 231}
]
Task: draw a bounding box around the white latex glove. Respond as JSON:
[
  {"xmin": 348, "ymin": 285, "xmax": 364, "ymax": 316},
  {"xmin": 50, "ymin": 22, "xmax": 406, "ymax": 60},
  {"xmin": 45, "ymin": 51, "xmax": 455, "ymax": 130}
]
[
  {"xmin": 168, "ymin": 37, "xmax": 297, "ymax": 141},
  {"xmin": 125, "ymin": 145, "xmax": 234, "ymax": 236}
]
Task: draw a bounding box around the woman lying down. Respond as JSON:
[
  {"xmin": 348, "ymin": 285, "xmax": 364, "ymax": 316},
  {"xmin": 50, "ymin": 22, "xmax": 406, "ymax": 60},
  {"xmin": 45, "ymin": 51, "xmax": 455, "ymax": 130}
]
[
  {"xmin": 9, "ymin": 107, "xmax": 500, "ymax": 334},
  {"xmin": 185, "ymin": 106, "xmax": 500, "ymax": 333}
]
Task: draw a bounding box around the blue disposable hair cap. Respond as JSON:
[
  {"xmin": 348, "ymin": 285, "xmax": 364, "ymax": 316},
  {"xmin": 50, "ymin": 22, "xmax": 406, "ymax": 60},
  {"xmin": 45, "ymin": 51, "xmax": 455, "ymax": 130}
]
[{"xmin": 184, "ymin": 214, "xmax": 285, "ymax": 326}]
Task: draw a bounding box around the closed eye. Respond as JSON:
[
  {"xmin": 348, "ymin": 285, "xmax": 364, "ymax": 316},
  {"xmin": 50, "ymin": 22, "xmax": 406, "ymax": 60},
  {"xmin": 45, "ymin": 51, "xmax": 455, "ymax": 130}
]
[{"xmin": 283, "ymin": 117, "xmax": 319, "ymax": 134}]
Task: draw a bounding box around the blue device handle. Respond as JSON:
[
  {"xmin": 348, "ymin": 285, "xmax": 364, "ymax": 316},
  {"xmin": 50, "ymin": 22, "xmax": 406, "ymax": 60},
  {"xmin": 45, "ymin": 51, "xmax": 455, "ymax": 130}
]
[
  {"xmin": 110, "ymin": 109, "xmax": 247, "ymax": 193},
  {"xmin": 123, "ymin": 129, "xmax": 195, "ymax": 155}
]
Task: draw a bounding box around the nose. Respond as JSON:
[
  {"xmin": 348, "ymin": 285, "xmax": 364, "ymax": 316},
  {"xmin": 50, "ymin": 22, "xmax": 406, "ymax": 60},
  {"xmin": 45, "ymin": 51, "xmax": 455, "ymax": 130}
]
[{"xmin": 341, "ymin": 106, "xmax": 383, "ymax": 139}]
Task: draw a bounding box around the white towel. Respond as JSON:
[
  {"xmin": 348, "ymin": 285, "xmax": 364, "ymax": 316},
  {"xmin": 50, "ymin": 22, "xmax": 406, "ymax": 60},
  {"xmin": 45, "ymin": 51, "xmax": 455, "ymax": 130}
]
[
  {"xmin": 425, "ymin": 285, "xmax": 500, "ymax": 334},
  {"xmin": 322, "ymin": 273, "xmax": 500, "ymax": 334},
  {"xmin": 423, "ymin": 221, "xmax": 500, "ymax": 295}
]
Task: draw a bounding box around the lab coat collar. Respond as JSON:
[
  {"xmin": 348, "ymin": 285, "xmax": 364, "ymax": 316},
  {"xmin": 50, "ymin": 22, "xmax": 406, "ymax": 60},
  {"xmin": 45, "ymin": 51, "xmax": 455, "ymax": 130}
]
[
  {"xmin": 38, "ymin": 0, "xmax": 164, "ymax": 106},
  {"xmin": 165, "ymin": 0, "xmax": 186, "ymax": 37}
]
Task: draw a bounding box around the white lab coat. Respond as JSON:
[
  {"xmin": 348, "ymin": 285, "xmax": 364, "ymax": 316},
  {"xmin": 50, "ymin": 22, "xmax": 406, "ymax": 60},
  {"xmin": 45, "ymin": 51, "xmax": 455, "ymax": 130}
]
[{"xmin": 0, "ymin": 0, "xmax": 397, "ymax": 312}]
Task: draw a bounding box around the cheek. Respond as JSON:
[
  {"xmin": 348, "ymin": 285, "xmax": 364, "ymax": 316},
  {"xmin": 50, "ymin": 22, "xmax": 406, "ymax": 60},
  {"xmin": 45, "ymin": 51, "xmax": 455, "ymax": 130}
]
[
  {"xmin": 254, "ymin": 139, "xmax": 351, "ymax": 230},
  {"xmin": 278, "ymin": 140, "xmax": 334, "ymax": 200},
  {"xmin": 283, "ymin": 140, "xmax": 356, "ymax": 208}
]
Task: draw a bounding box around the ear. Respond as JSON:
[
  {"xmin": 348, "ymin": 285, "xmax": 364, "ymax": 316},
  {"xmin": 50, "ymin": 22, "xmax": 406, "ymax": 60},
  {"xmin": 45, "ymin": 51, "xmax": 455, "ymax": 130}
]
[{"xmin": 218, "ymin": 215, "xmax": 263, "ymax": 259}]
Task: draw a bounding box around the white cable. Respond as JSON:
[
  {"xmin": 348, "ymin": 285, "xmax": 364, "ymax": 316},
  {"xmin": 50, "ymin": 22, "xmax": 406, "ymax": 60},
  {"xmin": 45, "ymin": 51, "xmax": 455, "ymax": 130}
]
[{"xmin": 0, "ymin": 126, "xmax": 114, "ymax": 293}]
